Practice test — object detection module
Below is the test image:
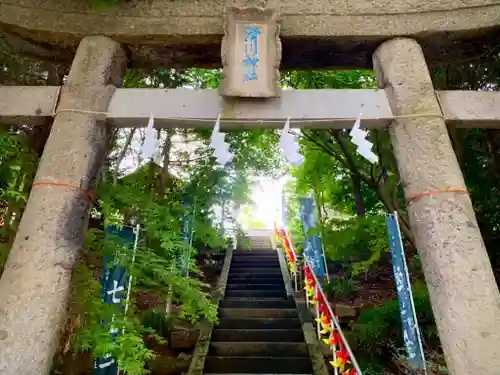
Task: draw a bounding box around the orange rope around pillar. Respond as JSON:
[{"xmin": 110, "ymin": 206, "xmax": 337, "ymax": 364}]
[
  {"xmin": 406, "ymin": 188, "xmax": 468, "ymax": 204},
  {"xmin": 32, "ymin": 181, "xmax": 96, "ymax": 204}
]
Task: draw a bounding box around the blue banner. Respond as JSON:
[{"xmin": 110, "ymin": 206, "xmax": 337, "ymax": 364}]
[
  {"xmin": 179, "ymin": 194, "xmax": 195, "ymax": 275},
  {"xmin": 385, "ymin": 213, "xmax": 426, "ymax": 369},
  {"xmin": 93, "ymin": 226, "xmax": 136, "ymax": 375},
  {"xmin": 299, "ymin": 197, "xmax": 327, "ymax": 278},
  {"xmin": 179, "ymin": 212, "xmax": 191, "ymax": 275}
]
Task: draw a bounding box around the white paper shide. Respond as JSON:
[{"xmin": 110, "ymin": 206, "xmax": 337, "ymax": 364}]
[
  {"xmin": 280, "ymin": 117, "xmax": 304, "ymax": 167},
  {"xmin": 349, "ymin": 114, "xmax": 379, "ymax": 164},
  {"xmin": 210, "ymin": 115, "xmax": 234, "ymax": 167}
]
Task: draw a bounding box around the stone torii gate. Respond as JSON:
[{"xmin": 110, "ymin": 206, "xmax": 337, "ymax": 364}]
[{"xmin": 1, "ymin": 1, "xmax": 500, "ymax": 375}]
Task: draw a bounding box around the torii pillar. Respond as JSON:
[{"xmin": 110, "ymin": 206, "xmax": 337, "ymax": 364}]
[
  {"xmin": 0, "ymin": 36, "xmax": 127, "ymax": 375},
  {"xmin": 373, "ymin": 38, "xmax": 500, "ymax": 375}
]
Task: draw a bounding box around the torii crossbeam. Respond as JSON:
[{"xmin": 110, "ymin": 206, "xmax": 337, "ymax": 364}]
[{"xmin": 2, "ymin": 86, "xmax": 500, "ymax": 129}]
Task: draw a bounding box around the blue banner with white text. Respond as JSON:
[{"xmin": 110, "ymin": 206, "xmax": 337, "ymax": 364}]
[
  {"xmin": 93, "ymin": 226, "xmax": 135, "ymax": 375},
  {"xmin": 179, "ymin": 193, "xmax": 195, "ymax": 275},
  {"xmin": 385, "ymin": 214, "xmax": 426, "ymax": 369},
  {"xmin": 299, "ymin": 197, "xmax": 326, "ymax": 278},
  {"xmin": 179, "ymin": 212, "xmax": 191, "ymax": 275}
]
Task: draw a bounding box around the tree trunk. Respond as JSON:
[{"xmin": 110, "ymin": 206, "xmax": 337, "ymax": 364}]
[
  {"xmin": 447, "ymin": 124, "xmax": 466, "ymax": 167},
  {"xmin": 351, "ymin": 174, "xmax": 365, "ymax": 217},
  {"xmin": 158, "ymin": 130, "xmax": 173, "ymax": 196},
  {"xmin": 113, "ymin": 129, "xmax": 136, "ymax": 186}
]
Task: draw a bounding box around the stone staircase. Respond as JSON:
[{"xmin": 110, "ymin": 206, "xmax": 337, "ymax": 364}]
[{"xmin": 201, "ymin": 234, "xmax": 318, "ymax": 375}]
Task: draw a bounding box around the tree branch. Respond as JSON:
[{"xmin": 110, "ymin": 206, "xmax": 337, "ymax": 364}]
[
  {"xmin": 330, "ymin": 130, "xmax": 376, "ymax": 188},
  {"xmin": 158, "ymin": 130, "xmax": 173, "ymax": 195},
  {"xmin": 113, "ymin": 128, "xmax": 136, "ymax": 186},
  {"xmin": 301, "ymin": 130, "xmax": 353, "ymax": 171}
]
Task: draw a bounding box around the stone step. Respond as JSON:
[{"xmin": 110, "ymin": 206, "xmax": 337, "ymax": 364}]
[
  {"xmin": 212, "ymin": 329, "xmax": 304, "ymax": 342},
  {"xmin": 198, "ymin": 246, "xmax": 315, "ymax": 375},
  {"xmin": 226, "ymin": 283, "xmax": 285, "ymax": 290},
  {"xmin": 230, "ymin": 266, "xmax": 280, "ymax": 271},
  {"xmin": 225, "ymin": 290, "xmax": 286, "ymax": 298},
  {"xmin": 232, "ymin": 251, "xmax": 278, "ymax": 256},
  {"xmin": 219, "ymin": 308, "xmax": 297, "ymax": 319},
  {"xmin": 205, "ymin": 374, "xmax": 312, "ymax": 375},
  {"xmin": 227, "ymin": 274, "xmax": 282, "ymax": 281},
  {"xmin": 228, "ymin": 274, "xmax": 281, "ymax": 279},
  {"xmin": 227, "ymin": 285, "xmax": 285, "ymax": 292},
  {"xmin": 231, "ymin": 256, "xmax": 279, "ymax": 262},
  {"xmin": 229, "ymin": 268, "xmax": 280, "ymax": 274},
  {"xmin": 233, "ymin": 251, "xmax": 279, "ymax": 260},
  {"xmin": 232, "ymin": 251, "xmax": 279, "ymax": 261},
  {"xmin": 231, "ymin": 260, "xmax": 279, "ymax": 265},
  {"xmin": 217, "ymin": 318, "xmax": 302, "ymax": 330},
  {"xmin": 228, "ymin": 268, "xmax": 282, "ymax": 274},
  {"xmin": 231, "ymin": 258, "xmax": 278, "ymax": 263},
  {"xmin": 231, "ymin": 256, "xmax": 279, "ymax": 261},
  {"xmin": 209, "ymin": 342, "xmax": 309, "ymax": 357},
  {"xmin": 233, "ymin": 250, "xmax": 275, "ymax": 254},
  {"xmin": 228, "ymin": 276, "xmax": 284, "ymax": 283},
  {"xmin": 220, "ymin": 299, "xmax": 293, "ymax": 309},
  {"xmin": 230, "ymin": 261, "xmax": 281, "ymax": 268},
  {"xmin": 230, "ymin": 263, "xmax": 280, "ymax": 268},
  {"xmin": 224, "ymin": 296, "xmax": 287, "ymax": 301},
  {"xmin": 203, "ymin": 356, "xmax": 313, "ymax": 374}
]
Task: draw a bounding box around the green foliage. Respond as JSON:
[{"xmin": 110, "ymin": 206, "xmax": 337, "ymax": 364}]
[
  {"xmin": 350, "ymin": 281, "xmax": 438, "ymax": 365},
  {"xmin": 322, "ymin": 215, "xmax": 389, "ymax": 275},
  {"xmin": 282, "ymin": 70, "xmax": 376, "ymax": 89},
  {"xmin": 91, "ymin": 0, "xmax": 120, "ymax": 9},
  {"xmin": 183, "ymin": 68, "xmax": 222, "ymax": 89},
  {"xmin": 74, "ymin": 214, "xmax": 217, "ymax": 373},
  {"xmin": 96, "ymin": 175, "xmax": 219, "ymax": 318},
  {"xmin": 323, "ymin": 276, "xmax": 359, "ymax": 300},
  {"xmin": 431, "ymin": 58, "xmax": 500, "ymax": 279},
  {"xmin": 141, "ymin": 309, "xmax": 175, "ymax": 338},
  {"xmin": 283, "ymin": 68, "xmax": 412, "ymax": 249},
  {"xmin": 236, "ymin": 229, "xmax": 252, "ymax": 250},
  {"xmin": 460, "ymin": 128, "xmax": 500, "ymax": 272},
  {"xmin": 71, "ymin": 262, "xmax": 156, "ymax": 375},
  {"xmin": 0, "ymin": 129, "xmax": 39, "ymax": 266},
  {"xmin": 0, "ymin": 130, "xmax": 37, "ymax": 201},
  {"xmin": 247, "ymin": 220, "xmax": 267, "ymax": 229},
  {"xmin": 282, "ymin": 180, "xmax": 305, "ymax": 248},
  {"xmin": 228, "ymin": 129, "xmax": 282, "ymax": 176}
]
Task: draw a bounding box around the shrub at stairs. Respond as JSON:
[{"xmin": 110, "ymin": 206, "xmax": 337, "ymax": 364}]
[
  {"xmin": 348, "ymin": 282, "xmax": 445, "ymax": 373},
  {"xmin": 323, "ymin": 276, "xmax": 359, "ymax": 301}
]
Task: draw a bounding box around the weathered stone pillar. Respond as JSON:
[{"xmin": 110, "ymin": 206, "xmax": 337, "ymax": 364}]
[
  {"xmin": 373, "ymin": 38, "xmax": 500, "ymax": 375},
  {"xmin": 0, "ymin": 36, "xmax": 126, "ymax": 375}
]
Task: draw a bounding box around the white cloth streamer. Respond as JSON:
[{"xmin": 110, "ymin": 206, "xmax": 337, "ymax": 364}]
[
  {"xmin": 141, "ymin": 113, "xmax": 159, "ymax": 160},
  {"xmin": 209, "ymin": 114, "xmax": 234, "ymax": 167},
  {"xmin": 349, "ymin": 114, "xmax": 379, "ymax": 164},
  {"xmin": 279, "ymin": 117, "xmax": 304, "ymax": 167}
]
